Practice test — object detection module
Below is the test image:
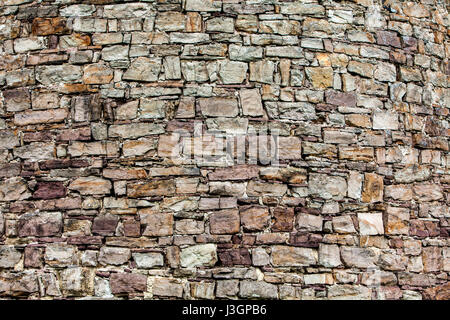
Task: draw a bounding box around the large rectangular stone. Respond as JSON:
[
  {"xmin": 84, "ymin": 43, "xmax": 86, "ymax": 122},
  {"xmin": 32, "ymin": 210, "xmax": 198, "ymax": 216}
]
[
  {"xmin": 271, "ymin": 246, "xmax": 318, "ymax": 266},
  {"xmin": 198, "ymin": 97, "xmax": 238, "ymax": 117},
  {"xmin": 127, "ymin": 180, "xmax": 176, "ymax": 197},
  {"xmin": 108, "ymin": 123, "xmax": 165, "ymax": 139},
  {"xmin": 14, "ymin": 109, "xmax": 68, "ymax": 126}
]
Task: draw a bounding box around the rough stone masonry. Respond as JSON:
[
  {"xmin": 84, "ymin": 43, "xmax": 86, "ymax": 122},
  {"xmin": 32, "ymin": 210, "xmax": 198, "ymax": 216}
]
[{"xmin": 0, "ymin": 0, "xmax": 449, "ymax": 300}]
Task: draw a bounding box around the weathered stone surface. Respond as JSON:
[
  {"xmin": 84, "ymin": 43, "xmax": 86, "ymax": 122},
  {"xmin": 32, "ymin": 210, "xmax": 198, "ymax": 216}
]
[
  {"xmin": 229, "ymin": 45, "xmax": 263, "ymax": 62},
  {"xmin": 128, "ymin": 180, "xmax": 175, "ymax": 197},
  {"xmin": 155, "ymin": 12, "xmax": 186, "ymax": 32},
  {"xmin": 260, "ymin": 20, "xmax": 301, "ymax": 35},
  {"xmin": 14, "ymin": 142, "xmax": 55, "ymax": 161},
  {"xmin": 170, "ymin": 33, "xmax": 209, "ymax": 44},
  {"xmin": 323, "ymin": 130, "xmax": 357, "ymax": 144},
  {"xmin": 266, "ymin": 46, "xmax": 303, "ymax": 58},
  {"xmin": 218, "ymin": 61, "xmax": 248, "ymax": 84},
  {"xmin": 216, "ymin": 280, "xmax": 239, "ymax": 298},
  {"xmin": 36, "ymin": 65, "xmax": 82, "ymax": 85},
  {"xmin": 373, "ymin": 111, "xmax": 399, "ymax": 130},
  {"xmin": 297, "ymin": 213, "xmax": 323, "ymax": 232},
  {"xmin": 180, "ymin": 244, "xmax": 217, "ymax": 268},
  {"xmin": 260, "ymin": 167, "xmax": 306, "ymax": 184},
  {"xmin": 32, "ymin": 17, "xmax": 67, "ymax": 36},
  {"xmin": 272, "ymin": 207, "xmax": 295, "ymax": 232},
  {"xmin": 61, "ymin": 267, "xmax": 87, "ymax": 296},
  {"xmin": 333, "ymin": 216, "xmax": 356, "ymax": 234},
  {"xmin": 341, "ymin": 247, "xmax": 377, "ymax": 268},
  {"xmin": 422, "ymin": 247, "xmax": 441, "ymax": 273},
  {"xmin": 33, "ymin": 182, "xmax": 66, "ymax": 199},
  {"xmin": 133, "ymin": 252, "xmax": 164, "ymax": 269},
  {"xmin": 60, "ymin": 4, "xmax": 95, "ymax": 17},
  {"xmin": 0, "ymin": 246, "xmax": 22, "ymax": 268},
  {"xmin": 278, "ymin": 137, "xmax": 302, "ymax": 160},
  {"xmin": 190, "ymin": 281, "xmax": 215, "ymax": 299},
  {"xmin": 339, "ymin": 146, "xmax": 374, "ymax": 162},
  {"xmin": 92, "ymin": 215, "xmax": 118, "ymax": 236},
  {"xmin": 376, "ymin": 31, "xmax": 401, "ymax": 48},
  {"xmin": 207, "ymin": 17, "xmax": 235, "ymax": 33},
  {"xmin": 358, "ymin": 213, "xmax": 384, "ymax": 235},
  {"xmin": 252, "ymin": 248, "xmax": 270, "ymax": 266},
  {"xmin": 325, "ymin": 90, "xmax": 356, "ymax": 107},
  {"xmin": 348, "ymin": 60, "xmax": 374, "ymax": 78},
  {"xmin": 403, "ymin": 2, "xmax": 429, "ymax": 18},
  {"xmin": 0, "ymin": 177, "xmax": 31, "ymax": 201},
  {"xmin": 302, "ymin": 142, "xmax": 337, "ymax": 159},
  {"xmin": 374, "ymin": 62, "xmax": 396, "ymax": 82},
  {"xmin": 249, "ymin": 60, "xmax": 275, "ymax": 83},
  {"xmin": 176, "ymin": 219, "xmax": 204, "ymax": 235},
  {"xmin": 99, "ymin": 247, "xmax": 131, "ymax": 266},
  {"xmin": 319, "ymin": 244, "xmax": 342, "ymax": 267},
  {"xmin": 0, "ymin": 0, "xmax": 447, "ymax": 301},
  {"xmin": 163, "ymin": 56, "xmax": 181, "ymax": 80},
  {"xmin": 23, "ymin": 246, "xmax": 43, "ymax": 268},
  {"xmin": 209, "ymin": 165, "xmax": 258, "ymax": 181},
  {"xmin": 386, "ymin": 206, "xmax": 410, "ymax": 234},
  {"xmin": 328, "ymin": 285, "xmax": 371, "ymax": 300},
  {"xmin": 68, "ymin": 141, "xmax": 118, "ymax": 157},
  {"xmin": 240, "ymin": 88, "xmax": 264, "ymax": 117},
  {"xmin": 240, "ymin": 206, "xmax": 270, "ymax": 232},
  {"xmin": 199, "ymin": 97, "xmax": 238, "ymax": 118},
  {"xmin": 103, "ymin": 168, "xmax": 147, "ymax": 180},
  {"xmin": 14, "ymin": 109, "xmax": 68, "ymax": 126},
  {"xmin": 152, "ymin": 278, "xmax": 183, "ymax": 298},
  {"xmin": 413, "ymin": 184, "xmax": 443, "ymax": 202},
  {"xmin": 110, "ymin": 273, "xmax": 147, "ymax": 294},
  {"xmin": 394, "ymin": 165, "xmax": 430, "ymax": 184},
  {"xmin": 109, "ymin": 123, "xmax": 165, "ymax": 139},
  {"xmin": 210, "ymin": 209, "xmax": 240, "ymax": 234},
  {"xmin": 239, "ymin": 281, "xmax": 278, "ymax": 299},
  {"xmin": 175, "ymin": 97, "xmax": 195, "ymax": 119},
  {"xmin": 68, "ymin": 177, "xmax": 111, "ymax": 195},
  {"xmin": 0, "ymin": 131, "xmax": 20, "ymax": 149},
  {"xmin": 14, "ymin": 37, "xmax": 46, "ymax": 53},
  {"xmin": 308, "ymin": 173, "xmax": 347, "ymax": 200},
  {"xmin": 181, "ymin": 61, "xmax": 209, "ymax": 82},
  {"xmin": 345, "ymin": 114, "xmax": 372, "ymax": 128},
  {"xmin": 18, "ymin": 212, "xmax": 62, "ymax": 237},
  {"xmin": 122, "ymin": 138, "xmax": 157, "ymax": 157},
  {"xmin": 139, "ymin": 211, "xmax": 173, "ymax": 236},
  {"xmin": 3, "ymin": 88, "xmax": 30, "ymax": 112},
  {"xmin": 271, "ymin": 246, "xmax": 318, "ymax": 266},
  {"xmin": 347, "ymin": 171, "xmax": 363, "ymax": 199},
  {"xmin": 45, "ymin": 244, "xmax": 77, "ymax": 267},
  {"xmin": 185, "ymin": 0, "xmax": 222, "ymax": 12},
  {"xmin": 83, "ymin": 64, "xmax": 113, "ymax": 84},
  {"xmin": 0, "ymin": 213, "xmax": 4, "ymax": 236},
  {"xmin": 361, "ymin": 173, "xmax": 384, "ymax": 203},
  {"xmin": 423, "ymin": 282, "xmax": 450, "ymax": 300},
  {"xmin": 202, "ymin": 184, "xmax": 237, "ymax": 199},
  {"xmin": 280, "ymin": 3, "xmax": 325, "ymax": 15},
  {"xmin": 247, "ymin": 181, "xmax": 287, "ymax": 197},
  {"xmin": 141, "ymin": 99, "xmax": 168, "ymax": 119},
  {"xmin": 384, "ymin": 185, "xmax": 412, "ymax": 201},
  {"xmin": 123, "ymin": 57, "xmax": 161, "ymax": 82},
  {"xmin": 31, "ymin": 92, "xmax": 59, "ymax": 110},
  {"xmin": 379, "ymin": 252, "xmax": 408, "ymax": 271},
  {"xmin": 305, "ymin": 67, "xmax": 333, "ymax": 89},
  {"xmin": 103, "ymin": 3, "xmax": 153, "ymax": 19},
  {"xmin": 70, "ymin": 95, "xmax": 101, "ymax": 123}
]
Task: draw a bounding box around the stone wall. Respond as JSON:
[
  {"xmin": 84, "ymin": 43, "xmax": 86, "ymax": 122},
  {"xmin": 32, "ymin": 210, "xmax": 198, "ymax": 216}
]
[{"xmin": 0, "ymin": 0, "xmax": 449, "ymax": 300}]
